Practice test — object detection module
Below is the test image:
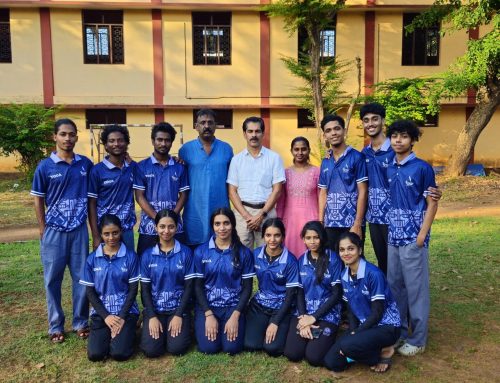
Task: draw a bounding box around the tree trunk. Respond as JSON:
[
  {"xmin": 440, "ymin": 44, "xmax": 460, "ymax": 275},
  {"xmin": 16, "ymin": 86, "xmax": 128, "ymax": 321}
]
[{"xmin": 445, "ymin": 81, "xmax": 500, "ymax": 176}]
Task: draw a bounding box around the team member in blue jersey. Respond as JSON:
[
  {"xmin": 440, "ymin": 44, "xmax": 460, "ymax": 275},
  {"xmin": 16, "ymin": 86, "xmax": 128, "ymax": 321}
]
[
  {"xmin": 88, "ymin": 124, "xmax": 136, "ymax": 251},
  {"xmin": 180, "ymin": 110, "xmax": 233, "ymax": 247},
  {"xmin": 140, "ymin": 209, "xmax": 196, "ymax": 357},
  {"xmin": 284, "ymin": 221, "xmax": 343, "ymax": 366},
  {"xmin": 134, "ymin": 122, "xmax": 189, "ymax": 255},
  {"xmin": 386, "ymin": 120, "xmax": 438, "ymax": 357},
  {"xmin": 244, "ymin": 218, "xmax": 300, "ymax": 356},
  {"xmin": 324, "ymin": 232, "xmax": 401, "ymax": 373},
  {"xmin": 79, "ymin": 214, "xmax": 140, "ymax": 361},
  {"xmin": 318, "ymin": 115, "xmax": 368, "ymax": 251},
  {"xmin": 360, "ymin": 103, "xmax": 441, "ymax": 275},
  {"xmin": 31, "ymin": 118, "xmax": 93, "ymax": 343},
  {"xmin": 193, "ymin": 207, "xmax": 255, "ymax": 354}
]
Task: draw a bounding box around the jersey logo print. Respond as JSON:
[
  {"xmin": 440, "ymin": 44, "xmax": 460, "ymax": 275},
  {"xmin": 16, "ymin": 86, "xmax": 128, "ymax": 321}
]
[
  {"xmin": 80, "ymin": 166, "xmax": 87, "ymax": 176},
  {"xmin": 49, "ymin": 173, "xmax": 62, "ymax": 179},
  {"xmin": 405, "ymin": 176, "xmax": 414, "ymax": 187}
]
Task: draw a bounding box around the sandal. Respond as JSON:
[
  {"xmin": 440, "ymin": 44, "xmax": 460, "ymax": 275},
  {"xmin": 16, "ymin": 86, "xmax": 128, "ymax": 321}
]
[
  {"xmin": 50, "ymin": 332, "xmax": 65, "ymax": 344},
  {"xmin": 76, "ymin": 327, "xmax": 90, "ymax": 340},
  {"xmin": 371, "ymin": 357, "xmax": 392, "ymax": 373}
]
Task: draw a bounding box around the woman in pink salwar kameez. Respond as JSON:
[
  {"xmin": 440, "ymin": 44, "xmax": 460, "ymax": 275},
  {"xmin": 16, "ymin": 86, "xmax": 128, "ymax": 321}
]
[{"xmin": 276, "ymin": 137, "xmax": 320, "ymax": 258}]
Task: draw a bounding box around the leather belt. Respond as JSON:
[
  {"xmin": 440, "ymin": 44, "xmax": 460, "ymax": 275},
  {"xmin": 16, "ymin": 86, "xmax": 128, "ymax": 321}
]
[{"xmin": 242, "ymin": 201, "xmax": 265, "ymax": 209}]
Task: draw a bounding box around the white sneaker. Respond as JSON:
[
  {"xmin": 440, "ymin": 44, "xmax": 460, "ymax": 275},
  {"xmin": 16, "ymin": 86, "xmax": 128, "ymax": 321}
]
[
  {"xmin": 397, "ymin": 342, "xmax": 425, "ymax": 356},
  {"xmin": 393, "ymin": 338, "xmax": 406, "ymax": 350}
]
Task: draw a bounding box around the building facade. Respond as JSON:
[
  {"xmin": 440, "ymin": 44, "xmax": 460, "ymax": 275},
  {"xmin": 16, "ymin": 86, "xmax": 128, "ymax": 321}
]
[{"xmin": 0, "ymin": 0, "xmax": 498, "ymax": 171}]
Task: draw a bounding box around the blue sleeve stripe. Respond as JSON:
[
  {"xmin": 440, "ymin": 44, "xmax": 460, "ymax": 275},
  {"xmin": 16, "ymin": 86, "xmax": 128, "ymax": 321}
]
[
  {"xmin": 193, "ymin": 273, "xmax": 205, "ymax": 278},
  {"xmin": 318, "ymin": 183, "xmax": 327, "ymax": 189},
  {"xmin": 30, "ymin": 190, "xmax": 45, "ymax": 197},
  {"xmin": 371, "ymin": 295, "xmax": 385, "ymax": 301},
  {"xmin": 286, "ymin": 282, "xmax": 301, "ymax": 288},
  {"xmin": 297, "ymin": 283, "xmax": 303, "ymax": 288},
  {"xmin": 132, "ymin": 184, "xmax": 145, "ymax": 190},
  {"xmin": 140, "ymin": 277, "xmax": 151, "ymax": 283},
  {"xmin": 184, "ymin": 274, "xmax": 198, "ymax": 280},
  {"xmin": 87, "ymin": 193, "xmax": 98, "ymax": 198},
  {"xmin": 179, "ymin": 186, "xmax": 190, "ymax": 192},
  {"xmin": 423, "ymin": 190, "xmax": 430, "ymax": 197},
  {"xmin": 356, "ymin": 177, "xmax": 369, "ymax": 183},
  {"xmin": 342, "ymin": 296, "xmax": 348, "ymax": 301},
  {"xmin": 331, "ymin": 280, "xmax": 341, "ymax": 286},
  {"xmin": 79, "ymin": 280, "xmax": 94, "ymax": 286},
  {"xmin": 129, "ymin": 276, "xmax": 140, "ymax": 283}
]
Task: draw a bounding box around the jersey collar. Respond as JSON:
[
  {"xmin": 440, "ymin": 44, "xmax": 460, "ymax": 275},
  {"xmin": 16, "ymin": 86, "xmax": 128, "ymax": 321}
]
[
  {"xmin": 50, "ymin": 152, "xmax": 81, "ymax": 164},
  {"xmin": 257, "ymin": 245, "xmax": 290, "ymax": 264},
  {"xmin": 103, "ymin": 156, "xmax": 129, "ymax": 169},
  {"xmin": 95, "ymin": 242, "xmax": 127, "ymax": 258},
  {"xmin": 328, "ymin": 145, "xmax": 352, "ymax": 162},
  {"xmin": 151, "ymin": 240, "xmax": 181, "ymax": 256},
  {"xmin": 150, "ymin": 154, "xmax": 174, "ymax": 166},
  {"xmin": 392, "ymin": 151, "xmax": 416, "ymax": 166},
  {"xmin": 368, "ymin": 137, "xmax": 391, "ymax": 152},
  {"xmin": 243, "ymin": 146, "xmax": 267, "ymax": 158},
  {"xmin": 341, "ymin": 257, "xmax": 367, "ymax": 282}
]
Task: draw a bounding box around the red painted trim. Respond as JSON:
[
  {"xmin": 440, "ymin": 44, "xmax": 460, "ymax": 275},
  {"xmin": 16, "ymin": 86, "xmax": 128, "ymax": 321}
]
[
  {"xmin": 40, "ymin": 8, "xmax": 54, "ymax": 107},
  {"xmin": 152, "ymin": 9, "xmax": 164, "ymax": 107},
  {"xmin": 364, "ymin": 11, "xmax": 375, "ymax": 95},
  {"xmin": 260, "ymin": 12, "xmax": 270, "ymax": 105},
  {"xmin": 367, "ymin": 0, "xmax": 376, "ymax": 5},
  {"xmin": 154, "ymin": 108, "xmax": 164, "ymax": 123},
  {"xmin": 261, "ymin": 108, "xmax": 270, "ymax": 148},
  {"xmin": 5, "ymin": 1, "xmax": 260, "ymax": 9}
]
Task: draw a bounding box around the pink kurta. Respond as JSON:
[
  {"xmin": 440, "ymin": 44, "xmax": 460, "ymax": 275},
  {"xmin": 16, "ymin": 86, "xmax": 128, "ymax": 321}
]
[{"xmin": 276, "ymin": 166, "xmax": 320, "ymax": 258}]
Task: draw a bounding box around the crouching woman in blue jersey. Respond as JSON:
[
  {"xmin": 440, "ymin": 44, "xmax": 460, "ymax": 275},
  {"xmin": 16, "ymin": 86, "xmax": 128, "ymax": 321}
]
[
  {"xmin": 79, "ymin": 214, "xmax": 139, "ymax": 361},
  {"xmin": 244, "ymin": 218, "xmax": 300, "ymax": 356},
  {"xmin": 324, "ymin": 232, "xmax": 401, "ymax": 373},
  {"xmin": 140, "ymin": 209, "xmax": 196, "ymax": 357},
  {"xmin": 193, "ymin": 207, "xmax": 255, "ymax": 355},
  {"xmin": 284, "ymin": 221, "xmax": 343, "ymax": 366}
]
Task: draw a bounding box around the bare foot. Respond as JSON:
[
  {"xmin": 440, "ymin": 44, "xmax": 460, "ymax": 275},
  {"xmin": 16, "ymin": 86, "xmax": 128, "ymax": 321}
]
[{"xmin": 371, "ymin": 346, "xmax": 394, "ymax": 373}]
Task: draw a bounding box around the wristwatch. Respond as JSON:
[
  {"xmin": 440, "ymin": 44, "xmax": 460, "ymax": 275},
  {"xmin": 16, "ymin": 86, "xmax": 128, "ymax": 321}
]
[{"xmin": 261, "ymin": 210, "xmax": 268, "ymax": 218}]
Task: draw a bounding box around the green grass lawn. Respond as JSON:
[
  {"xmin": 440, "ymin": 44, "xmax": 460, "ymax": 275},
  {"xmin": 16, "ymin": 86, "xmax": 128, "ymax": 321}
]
[{"xmin": 0, "ymin": 216, "xmax": 498, "ymax": 382}]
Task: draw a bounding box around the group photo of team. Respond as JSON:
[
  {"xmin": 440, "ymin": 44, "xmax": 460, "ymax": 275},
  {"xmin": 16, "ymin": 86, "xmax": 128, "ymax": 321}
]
[{"xmin": 31, "ymin": 104, "xmax": 444, "ymax": 374}]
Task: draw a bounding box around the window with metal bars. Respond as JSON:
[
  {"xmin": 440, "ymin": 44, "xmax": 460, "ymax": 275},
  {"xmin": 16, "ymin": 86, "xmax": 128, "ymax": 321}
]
[
  {"xmin": 0, "ymin": 9, "xmax": 12, "ymax": 63},
  {"xmin": 192, "ymin": 12, "xmax": 231, "ymax": 65},
  {"xmin": 82, "ymin": 10, "xmax": 124, "ymax": 64},
  {"xmin": 298, "ymin": 17, "xmax": 336, "ymax": 65},
  {"xmin": 402, "ymin": 13, "xmax": 440, "ymax": 66},
  {"xmin": 297, "ymin": 109, "xmax": 315, "ymax": 128},
  {"xmin": 85, "ymin": 109, "xmax": 127, "ymax": 129}
]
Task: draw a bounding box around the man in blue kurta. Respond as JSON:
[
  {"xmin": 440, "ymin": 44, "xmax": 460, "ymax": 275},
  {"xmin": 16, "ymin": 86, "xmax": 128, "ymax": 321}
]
[{"xmin": 179, "ymin": 109, "xmax": 233, "ymax": 247}]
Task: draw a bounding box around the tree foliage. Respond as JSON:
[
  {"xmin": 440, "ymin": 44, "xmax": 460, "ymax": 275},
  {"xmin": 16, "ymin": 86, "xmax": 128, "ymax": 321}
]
[{"xmin": 0, "ymin": 104, "xmax": 58, "ymax": 179}]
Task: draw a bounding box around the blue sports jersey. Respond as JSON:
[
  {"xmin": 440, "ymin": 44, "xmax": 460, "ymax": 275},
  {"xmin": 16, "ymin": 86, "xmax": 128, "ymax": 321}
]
[
  {"xmin": 140, "ymin": 241, "xmax": 196, "ymax": 313},
  {"xmin": 194, "ymin": 237, "xmax": 255, "ymax": 308},
  {"xmin": 88, "ymin": 157, "xmax": 136, "ymax": 231},
  {"xmin": 341, "ymin": 258, "xmax": 400, "ymax": 327},
  {"xmin": 253, "ymin": 246, "xmax": 300, "ymax": 310},
  {"xmin": 133, "ymin": 155, "xmax": 189, "ymax": 235},
  {"xmin": 362, "ymin": 138, "xmax": 395, "ymax": 225},
  {"xmin": 387, "ymin": 153, "xmax": 436, "ymax": 247},
  {"xmin": 80, "ymin": 243, "xmax": 140, "ymax": 316},
  {"xmin": 31, "ymin": 152, "xmax": 93, "ymax": 232},
  {"xmin": 297, "ymin": 249, "xmax": 343, "ymax": 325},
  {"xmin": 179, "ymin": 139, "xmax": 233, "ymax": 245},
  {"xmin": 318, "ymin": 146, "xmax": 368, "ymax": 228}
]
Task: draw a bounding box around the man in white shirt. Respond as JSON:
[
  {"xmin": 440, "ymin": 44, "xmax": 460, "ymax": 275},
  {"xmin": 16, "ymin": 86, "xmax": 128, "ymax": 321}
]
[{"xmin": 227, "ymin": 117, "xmax": 286, "ymax": 248}]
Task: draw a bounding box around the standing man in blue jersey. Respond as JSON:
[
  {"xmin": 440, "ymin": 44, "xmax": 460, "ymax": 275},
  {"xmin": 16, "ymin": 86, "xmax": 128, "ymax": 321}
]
[
  {"xmin": 361, "ymin": 102, "xmax": 442, "ymax": 275},
  {"xmin": 318, "ymin": 115, "xmax": 368, "ymax": 251},
  {"xmin": 31, "ymin": 118, "xmax": 93, "ymax": 343},
  {"xmin": 227, "ymin": 117, "xmax": 286, "ymax": 249},
  {"xmin": 134, "ymin": 122, "xmax": 189, "ymax": 255},
  {"xmin": 88, "ymin": 125, "xmax": 136, "ymax": 251},
  {"xmin": 386, "ymin": 120, "xmax": 438, "ymax": 356},
  {"xmin": 179, "ymin": 110, "xmax": 233, "ymax": 247}
]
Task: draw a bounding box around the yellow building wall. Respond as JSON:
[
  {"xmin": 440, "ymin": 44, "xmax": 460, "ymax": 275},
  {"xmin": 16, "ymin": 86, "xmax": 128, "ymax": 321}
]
[
  {"xmin": 375, "ymin": 0, "xmax": 434, "ymax": 5},
  {"xmin": 475, "ymin": 110, "xmax": 500, "ymax": 168},
  {"xmin": 163, "ymin": 11, "xmax": 261, "ymax": 105},
  {"xmin": 376, "ymin": 12, "xmax": 468, "ymax": 83},
  {"xmin": 51, "ymin": 9, "xmax": 154, "ymax": 105},
  {"xmin": 0, "ymin": 9, "xmax": 43, "ymax": 104}
]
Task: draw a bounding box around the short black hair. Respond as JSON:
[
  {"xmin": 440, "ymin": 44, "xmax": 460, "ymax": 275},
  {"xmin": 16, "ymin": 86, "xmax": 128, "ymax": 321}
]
[
  {"xmin": 320, "ymin": 114, "xmax": 345, "ymax": 131},
  {"xmin": 242, "ymin": 116, "xmax": 265, "ymax": 133},
  {"xmin": 151, "ymin": 122, "xmax": 177, "ymax": 141},
  {"xmin": 100, "ymin": 124, "xmax": 130, "ymax": 145},
  {"xmin": 387, "ymin": 119, "xmax": 422, "ymax": 141},
  {"xmin": 196, "ymin": 109, "xmax": 216, "ymax": 121},
  {"xmin": 360, "ymin": 102, "xmax": 386, "ymax": 119},
  {"xmin": 54, "ymin": 118, "xmax": 77, "ymax": 134}
]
